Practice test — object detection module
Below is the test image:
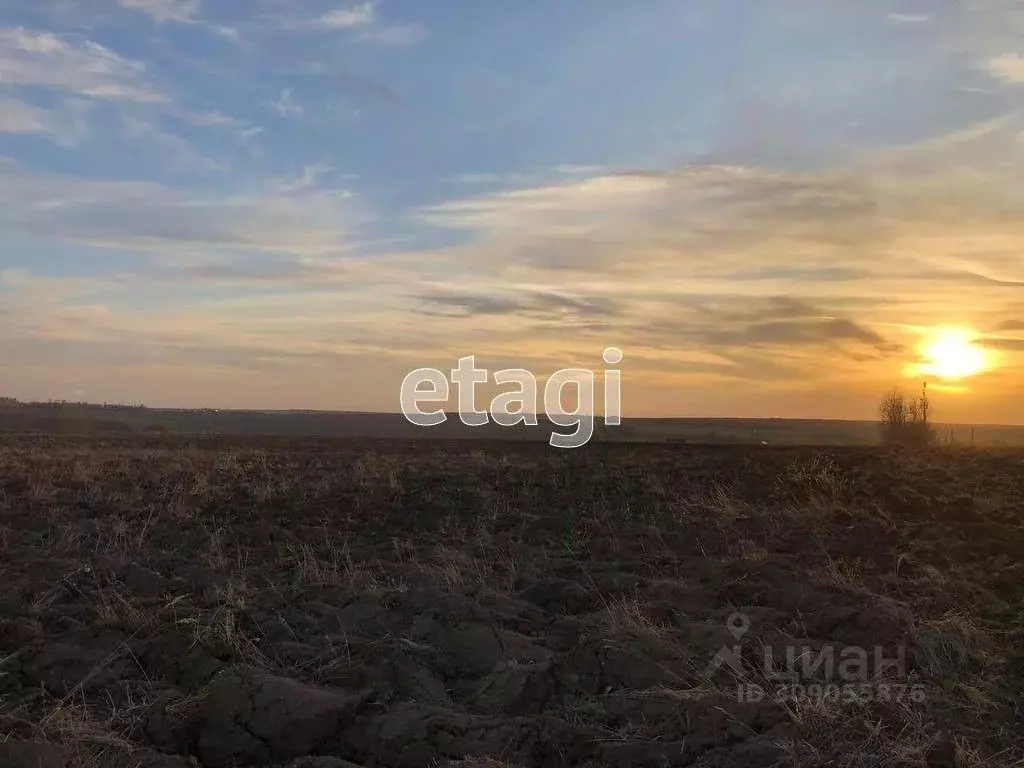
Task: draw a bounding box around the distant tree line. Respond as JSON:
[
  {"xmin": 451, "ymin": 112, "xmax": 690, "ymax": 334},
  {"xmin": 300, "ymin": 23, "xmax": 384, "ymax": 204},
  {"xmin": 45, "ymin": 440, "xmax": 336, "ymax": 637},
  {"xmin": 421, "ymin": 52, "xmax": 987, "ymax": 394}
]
[{"xmin": 1, "ymin": 399, "xmax": 149, "ymax": 410}]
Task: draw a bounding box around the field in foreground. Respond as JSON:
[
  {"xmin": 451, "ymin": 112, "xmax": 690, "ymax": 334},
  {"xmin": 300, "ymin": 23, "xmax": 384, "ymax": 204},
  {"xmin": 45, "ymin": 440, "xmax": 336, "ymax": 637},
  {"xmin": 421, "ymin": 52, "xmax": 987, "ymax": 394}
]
[{"xmin": 1, "ymin": 437, "xmax": 1022, "ymax": 768}]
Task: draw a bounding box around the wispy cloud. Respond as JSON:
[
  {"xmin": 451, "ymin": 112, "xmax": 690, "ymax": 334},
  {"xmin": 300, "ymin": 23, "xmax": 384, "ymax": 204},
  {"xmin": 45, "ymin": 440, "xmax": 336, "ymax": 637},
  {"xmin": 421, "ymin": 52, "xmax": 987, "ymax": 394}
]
[
  {"xmin": 291, "ymin": 2, "xmax": 424, "ymax": 45},
  {"xmin": 210, "ymin": 24, "xmax": 242, "ymax": 42},
  {"xmin": 887, "ymin": 13, "xmax": 930, "ymax": 24},
  {"xmin": 118, "ymin": 0, "xmax": 201, "ymax": 24},
  {"xmin": 121, "ymin": 115, "xmax": 223, "ymax": 173},
  {"xmin": 703, "ymin": 317, "xmax": 887, "ymax": 349},
  {"xmin": 985, "ymin": 53, "xmax": 1024, "ymax": 83},
  {"xmin": 358, "ymin": 23, "xmax": 427, "ymax": 46},
  {"xmin": 238, "ymin": 126, "xmax": 264, "ymax": 142},
  {"xmin": 149, "ymin": 255, "xmax": 360, "ymax": 286},
  {"xmin": 184, "ymin": 110, "xmax": 244, "ymax": 128},
  {"xmin": 0, "ymin": 97, "xmax": 52, "ymax": 135},
  {"xmin": 180, "ymin": 109, "xmax": 260, "ymax": 145},
  {"xmin": 409, "ymin": 117, "xmax": 1024, "ymax": 369},
  {"xmin": 0, "ymin": 160, "xmax": 363, "ymax": 257},
  {"xmin": 272, "ymin": 164, "xmax": 334, "ymax": 194},
  {"xmin": 420, "ymin": 173, "xmax": 671, "ymax": 236},
  {"xmin": 311, "ymin": 2, "xmax": 375, "ymax": 30},
  {"xmin": 0, "ymin": 27, "xmax": 166, "ymax": 103},
  {"xmin": 0, "ymin": 96, "xmax": 91, "ymax": 146},
  {"xmin": 415, "ymin": 288, "xmax": 622, "ymax": 320},
  {"xmin": 0, "ymin": 268, "xmax": 117, "ymax": 305},
  {"xmin": 266, "ymin": 88, "xmax": 302, "ymax": 117}
]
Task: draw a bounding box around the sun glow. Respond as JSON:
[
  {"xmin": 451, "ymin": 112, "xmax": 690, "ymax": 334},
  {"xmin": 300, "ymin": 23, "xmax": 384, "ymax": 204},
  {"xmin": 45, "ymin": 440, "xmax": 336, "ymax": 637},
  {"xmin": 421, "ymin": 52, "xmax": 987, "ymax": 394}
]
[{"xmin": 911, "ymin": 328, "xmax": 992, "ymax": 380}]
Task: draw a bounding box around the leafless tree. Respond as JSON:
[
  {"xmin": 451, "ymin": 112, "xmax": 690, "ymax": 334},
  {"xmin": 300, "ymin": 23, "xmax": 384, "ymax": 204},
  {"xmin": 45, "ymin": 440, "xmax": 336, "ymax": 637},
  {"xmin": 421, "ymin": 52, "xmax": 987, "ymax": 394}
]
[{"xmin": 879, "ymin": 385, "xmax": 933, "ymax": 448}]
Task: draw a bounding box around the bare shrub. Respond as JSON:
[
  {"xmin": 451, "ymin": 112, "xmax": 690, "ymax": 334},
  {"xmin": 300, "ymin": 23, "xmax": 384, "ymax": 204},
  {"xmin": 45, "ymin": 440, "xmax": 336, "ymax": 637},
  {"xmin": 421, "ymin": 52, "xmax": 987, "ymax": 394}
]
[{"xmin": 879, "ymin": 386, "xmax": 934, "ymax": 448}]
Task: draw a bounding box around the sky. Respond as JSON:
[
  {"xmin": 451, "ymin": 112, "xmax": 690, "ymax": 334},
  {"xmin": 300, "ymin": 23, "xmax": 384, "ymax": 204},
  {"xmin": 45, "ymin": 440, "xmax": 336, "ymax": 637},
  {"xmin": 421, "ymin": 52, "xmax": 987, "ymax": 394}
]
[{"xmin": 1, "ymin": 0, "xmax": 1023, "ymax": 423}]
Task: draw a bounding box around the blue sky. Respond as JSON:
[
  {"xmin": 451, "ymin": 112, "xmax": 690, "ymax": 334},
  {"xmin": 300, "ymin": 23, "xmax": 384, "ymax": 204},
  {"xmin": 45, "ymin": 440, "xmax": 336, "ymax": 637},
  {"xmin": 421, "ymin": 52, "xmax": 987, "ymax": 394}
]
[{"xmin": 2, "ymin": 0, "xmax": 1024, "ymax": 421}]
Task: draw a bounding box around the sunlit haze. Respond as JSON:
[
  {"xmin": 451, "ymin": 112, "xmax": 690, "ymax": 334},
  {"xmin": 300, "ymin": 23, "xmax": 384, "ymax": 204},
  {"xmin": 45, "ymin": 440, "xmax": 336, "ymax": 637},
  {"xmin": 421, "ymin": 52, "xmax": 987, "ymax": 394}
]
[
  {"xmin": 2, "ymin": 1, "xmax": 1023, "ymax": 423},
  {"xmin": 910, "ymin": 328, "xmax": 994, "ymax": 381}
]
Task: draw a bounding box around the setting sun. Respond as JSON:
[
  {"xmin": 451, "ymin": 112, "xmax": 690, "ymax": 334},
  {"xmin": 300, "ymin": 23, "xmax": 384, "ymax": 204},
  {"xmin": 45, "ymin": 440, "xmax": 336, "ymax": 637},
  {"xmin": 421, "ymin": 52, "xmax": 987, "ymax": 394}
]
[{"xmin": 914, "ymin": 328, "xmax": 992, "ymax": 380}]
